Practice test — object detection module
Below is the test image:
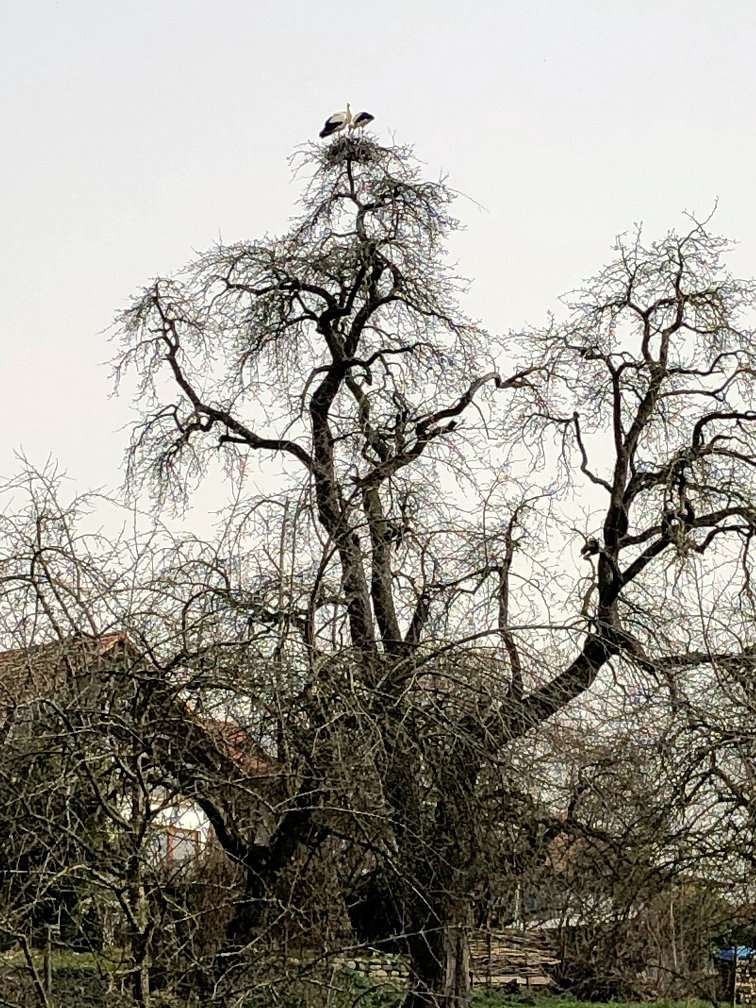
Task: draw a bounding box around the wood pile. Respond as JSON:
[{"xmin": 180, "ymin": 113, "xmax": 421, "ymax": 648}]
[
  {"xmin": 470, "ymin": 929, "xmax": 559, "ymax": 988},
  {"xmin": 737, "ymin": 959, "xmax": 756, "ymax": 1004}
]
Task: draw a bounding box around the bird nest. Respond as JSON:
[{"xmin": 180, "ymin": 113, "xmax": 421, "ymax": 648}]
[{"xmin": 322, "ymin": 135, "xmax": 379, "ymax": 166}]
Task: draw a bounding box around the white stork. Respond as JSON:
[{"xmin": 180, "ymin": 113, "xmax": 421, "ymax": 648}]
[
  {"xmin": 351, "ymin": 111, "xmax": 375, "ymax": 131},
  {"xmin": 319, "ymin": 103, "xmax": 352, "ymax": 138}
]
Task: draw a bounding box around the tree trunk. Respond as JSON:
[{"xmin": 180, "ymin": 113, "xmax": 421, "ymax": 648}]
[
  {"xmin": 225, "ymin": 864, "xmax": 263, "ymax": 940},
  {"xmin": 404, "ymin": 920, "xmax": 472, "ymax": 1008}
]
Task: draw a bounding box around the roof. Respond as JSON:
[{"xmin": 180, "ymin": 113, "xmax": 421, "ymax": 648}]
[
  {"xmin": 0, "ymin": 631, "xmax": 132, "ymax": 709},
  {"xmin": 0, "ymin": 631, "xmax": 128, "ymax": 669},
  {"xmin": 0, "ymin": 632, "xmax": 276, "ymax": 778},
  {"xmin": 200, "ymin": 716, "xmax": 277, "ymax": 776},
  {"xmin": 718, "ymin": 948, "xmax": 756, "ymax": 961}
]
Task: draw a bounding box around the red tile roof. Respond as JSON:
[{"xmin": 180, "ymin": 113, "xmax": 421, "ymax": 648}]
[
  {"xmin": 0, "ymin": 631, "xmax": 131, "ymax": 707},
  {"xmin": 0, "ymin": 632, "xmax": 275, "ymax": 777}
]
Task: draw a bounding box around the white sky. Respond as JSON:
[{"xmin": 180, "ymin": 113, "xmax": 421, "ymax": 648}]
[{"xmin": 3, "ymin": 0, "xmax": 756, "ymax": 507}]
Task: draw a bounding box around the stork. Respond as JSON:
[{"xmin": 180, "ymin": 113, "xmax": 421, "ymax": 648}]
[
  {"xmin": 319, "ymin": 103, "xmax": 352, "ymax": 138},
  {"xmin": 351, "ymin": 110, "xmax": 375, "ymax": 131}
]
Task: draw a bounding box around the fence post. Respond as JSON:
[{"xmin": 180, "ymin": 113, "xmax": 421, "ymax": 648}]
[
  {"xmin": 732, "ymin": 946, "xmax": 739, "ymax": 1008},
  {"xmin": 43, "ymin": 925, "xmax": 52, "ymax": 997}
]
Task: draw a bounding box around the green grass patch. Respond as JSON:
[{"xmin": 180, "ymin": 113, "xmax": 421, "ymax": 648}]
[
  {"xmin": 470, "ymin": 998, "xmax": 714, "ymax": 1008},
  {"xmin": 0, "ymin": 947, "xmax": 119, "ymax": 974}
]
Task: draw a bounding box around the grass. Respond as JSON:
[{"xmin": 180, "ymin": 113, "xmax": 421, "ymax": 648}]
[
  {"xmin": 470, "ymin": 997, "xmax": 714, "ymax": 1008},
  {"xmin": 334, "ymin": 977, "xmax": 716, "ymax": 1008},
  {"xmin": 0, "ymin": 946, "xmax": 120, "ymax": 974},
  {"xmin": 0, "ymin": 952, "xmax": 720, "ymax": 1008}
]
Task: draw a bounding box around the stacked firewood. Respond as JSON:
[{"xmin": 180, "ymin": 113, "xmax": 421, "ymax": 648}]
[
  {"xmin": 736, "ymin": 958, "xmax": 756, "ymax": 1004},
  {"xmin": 469, "ymin": 929, "xmax": 559, "ymax": 988}
]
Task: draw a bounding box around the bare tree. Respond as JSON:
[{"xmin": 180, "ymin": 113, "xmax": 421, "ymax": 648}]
[
  {"xmin": 104, "ymin": 139, "xmax": 756, "ymax": 1008},
  {"xmin": 0, "ymin": 471, "xmax": 277, "ymax": 1007}
]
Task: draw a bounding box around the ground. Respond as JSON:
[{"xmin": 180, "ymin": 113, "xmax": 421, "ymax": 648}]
[{"xmin": 0, "ymin": 951, "xmax": 718, "ymax": 1008}]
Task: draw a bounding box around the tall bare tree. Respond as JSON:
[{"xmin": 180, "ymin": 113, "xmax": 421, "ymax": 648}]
[{"xmin": 112, "ymin": 134, "xmax": 756, "ymax": 1008}]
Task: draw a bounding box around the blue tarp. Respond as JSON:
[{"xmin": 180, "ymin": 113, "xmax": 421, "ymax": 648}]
[{"xmin": 717, "ymin": 948, "xmax": 756, "ymax": 961}]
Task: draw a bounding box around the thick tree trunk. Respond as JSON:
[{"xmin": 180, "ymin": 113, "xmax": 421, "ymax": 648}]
[
  {"xmin": 205, "ymin": 866, "xmax": 269, "ymax": 1003},
  {"xmin": 224, "ymin": 873, "xmax": 264, "ymax": 946},
  {"xmin": 380, "ymin": 721, "xmax": 479, "ymax": 1008},
  {"xmin": 404, "ymin": 921, "xmax": 472, "ymax": 1008}
]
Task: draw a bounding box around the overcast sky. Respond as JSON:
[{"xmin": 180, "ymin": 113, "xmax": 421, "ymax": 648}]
[{"xmin": 3, "ymin": 0, "xmax": 756, "ymax": 508}]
